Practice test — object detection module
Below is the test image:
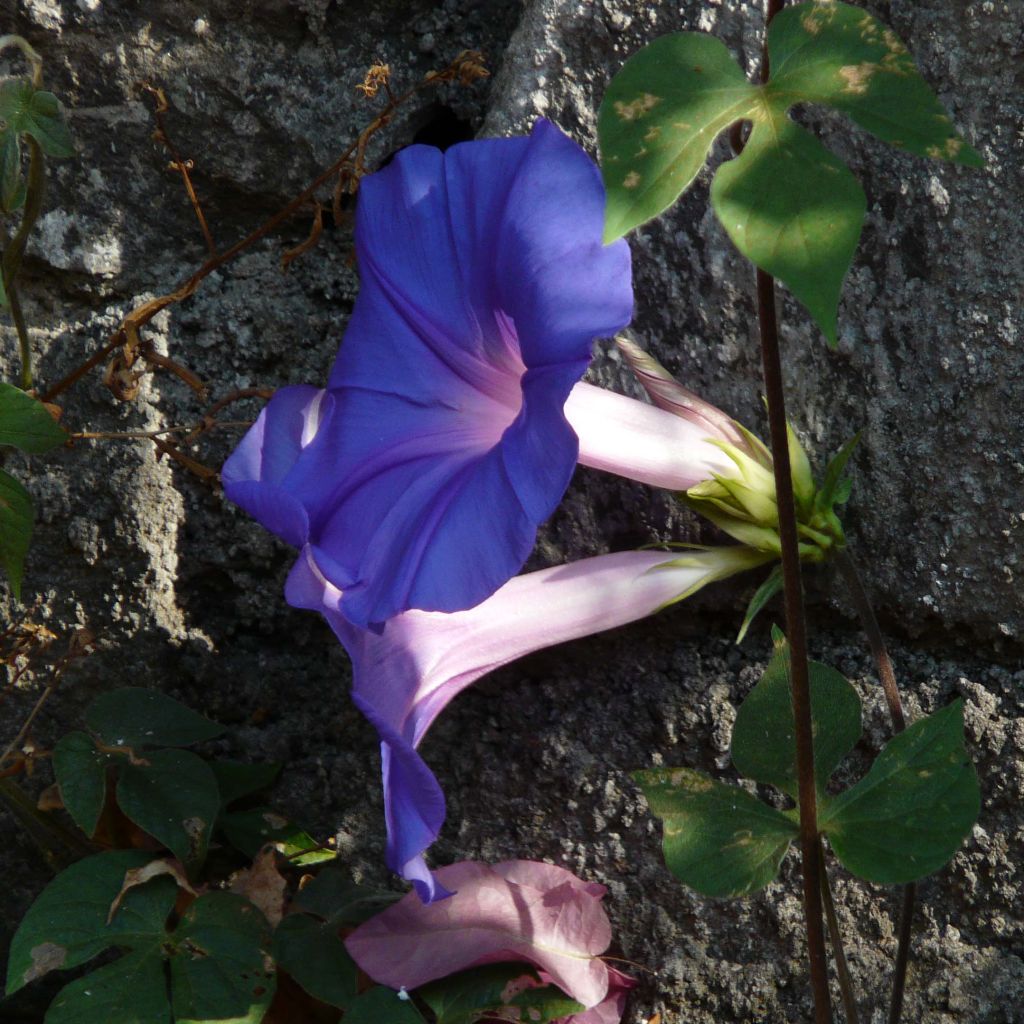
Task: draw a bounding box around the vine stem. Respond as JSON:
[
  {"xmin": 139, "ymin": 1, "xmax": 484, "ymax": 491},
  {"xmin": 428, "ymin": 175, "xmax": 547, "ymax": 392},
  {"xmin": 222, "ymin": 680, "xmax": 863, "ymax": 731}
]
[
  {"xmin": 750, "ymin": 4, "xmax": 830, "ymax": 1019},
  {"xmin": 819, "ymin": 840, "xmax": 861, "ymax": 1024},
  {"xmin": 756, "ymin": 268, "xmax": 831, "ymax": 1023},
  {"xmin": 834, "ymin": 548, "xmax": 915, "ymax": 1024},
  {"xmin": 3, "ymin": 137, "xmax": 46, "ymax": 389}
]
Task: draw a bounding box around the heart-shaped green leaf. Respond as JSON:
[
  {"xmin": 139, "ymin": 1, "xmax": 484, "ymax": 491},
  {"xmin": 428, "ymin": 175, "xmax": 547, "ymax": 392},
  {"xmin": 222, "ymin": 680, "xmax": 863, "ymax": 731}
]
[
  {"xmin": 117, "ymin": 749, "xmax": 220, "ymax": 873},
  {"xmin": 169, "ymin": 893, "xmax": 275, "ymax": 1024},
  {"xmin": 731, "ymin": 638, "xmax": 862, "ymax": 800},
  {"xmin": 272, "ymin": 914, "xmax": 359, "ymax": 1010},
  {"xmin": 0, "ymin": 80, "xmax": 73, "ymax": 158},
  {"xmin": 220, "ymin": 807, "xmax": 335, "ymax": 866},
  {"xmin": 5, "ymin": 850, "xmax": 171, "ymax": 995},
  {"xmin": 766, "ymin": 2, "xmax": 983, "ymax": 165},
  {"xmin": 635, "ymin": 766, "xmax": 798, "ymax": 897},
  {"xmin": 86, "ymin": 687, "xmax": 223, "ymax": 749},
  {"xmin": 598, "ymin": 32, "xmax": 756, "ymax": 243},
  {"xmin": 343, "ymin": 986, "xmax": 426, "ymax": 1024},
  {"xmin": 52, "ymin": 731, "xmax": 114, "ymax": 837},
  {"xmin": 599, "ymin": 1, "xmax": 980, "ymax": 342},
  {"xmin": 821, "ymin": 700, "xmax": 980, "ymax": 883},
  {"xmin": 418, "ymin": 965, "xmax": 536, "ymax": 1024},
  {"xmin": 711, "ymin": 116, "xmax": 866, "ymax": 344},
  {"xmin": 0, "ymin": 384, "xmax": 67, "ymax": 453}
]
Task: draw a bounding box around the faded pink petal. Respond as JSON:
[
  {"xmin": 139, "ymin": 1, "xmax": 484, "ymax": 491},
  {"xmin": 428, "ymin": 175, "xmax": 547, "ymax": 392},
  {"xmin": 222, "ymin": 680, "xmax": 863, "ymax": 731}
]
[
  {"xmin": 566, "ymin": 381, "xmax": 737, "ymax": 490},
  {"xmin": 345, "ymin": 860, "xmax": 621, "ymax": 1009}
]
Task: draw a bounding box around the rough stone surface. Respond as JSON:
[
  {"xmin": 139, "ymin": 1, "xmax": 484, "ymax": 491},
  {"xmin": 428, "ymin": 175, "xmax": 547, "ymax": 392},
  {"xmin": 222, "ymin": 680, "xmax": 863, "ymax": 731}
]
[{"xmin": 0, "ymin": 1, "xmax": 1021, "ymax": 1023}]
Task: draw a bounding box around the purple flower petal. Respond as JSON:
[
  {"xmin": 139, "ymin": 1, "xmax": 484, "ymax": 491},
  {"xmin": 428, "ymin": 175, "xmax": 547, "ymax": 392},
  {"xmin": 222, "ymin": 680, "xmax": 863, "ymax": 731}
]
[{"xmin": 271, "ymin": 120, "xmax": 632, "ymax": 628}]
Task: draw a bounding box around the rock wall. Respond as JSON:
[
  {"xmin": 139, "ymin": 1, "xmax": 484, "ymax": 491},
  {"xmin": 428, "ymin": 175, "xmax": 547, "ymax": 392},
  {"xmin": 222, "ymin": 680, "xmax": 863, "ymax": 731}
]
[{"xmin": 0, "ymin": 1, "xmax": 1021, "ymax": 1022}]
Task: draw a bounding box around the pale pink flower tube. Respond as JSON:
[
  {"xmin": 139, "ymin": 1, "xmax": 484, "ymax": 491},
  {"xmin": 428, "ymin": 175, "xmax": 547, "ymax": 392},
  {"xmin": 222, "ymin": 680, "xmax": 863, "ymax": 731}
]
[{"xmin": 567, "ymin": 381, "xmax": 738, "ymax": 489}]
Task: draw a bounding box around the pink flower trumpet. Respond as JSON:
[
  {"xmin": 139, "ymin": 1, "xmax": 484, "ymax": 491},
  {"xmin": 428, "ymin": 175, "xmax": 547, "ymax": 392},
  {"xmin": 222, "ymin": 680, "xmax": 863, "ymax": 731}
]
[{"xmin": 289, "ymin": 543, "xmax": 766, "ymax": 901}]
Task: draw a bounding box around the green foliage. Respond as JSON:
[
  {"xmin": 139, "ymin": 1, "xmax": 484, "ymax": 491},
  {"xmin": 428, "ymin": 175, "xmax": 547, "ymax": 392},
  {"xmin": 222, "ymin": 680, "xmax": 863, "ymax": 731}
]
[
  {"xmin": 8, "ymin": 854, "xmax": 276, "ymax": 1024},
  {"xmin": 731, "ymin": 639, "xmax": 862, "ymax": 799},
  {"xmin": 599, "ymin": 0, "xmax": 980, "ymax": 342},
  {"xmin": 736, "ymin": 565, "xmax": 783, "ymax": 643},
  {"xmin": 821, "ymin": 701, "xmax": 981, "ymax": 883},
  {"xmin": 220, "ymin": 806, "xmax": 336, "ymax": 866},
  {"xmin": 637, "ymin": 641, "xmax": 978, "ymax": 897},
  {"xmin": 0, "ymin": 384, "xmax": 66, "ymax": 597},
  {"xmin": 116, "ymin": 749, "xmax": 221, "ymax": 874},
  {"xmin": 270, "ymin": 872, "xmax": 398, "ymax": 1008},
  {"xmin": 51, "ymin": 731, "xmax": 113, "ymax": 837},
  {"xmin": 0, "ymin": 383, "xmax": 66, "ymax": 452},
  {"xmin": 343, "ymin": 987, "xmax": 426, "ymax": 1024},
  {"xmin": 0, "ymin": 80, "xmax": 74, "ymax": 159},
  {"xmin": 419, "ymin": 965, "xmax": 532, "ymax": 1024},
  {"xmin": 85, "ymin": 686, "xmax": 224, "ymax": 748},
  {"xmin": 415, "ymin": 964, "xmax": 584, "ymax": 1024},
  {"xmin": 634, "ymin": 765, "xmax": 798, "ymax": 898},
  {"xmin": 0, "ymin": 468, "xmax": 33, "ymax": 599}
]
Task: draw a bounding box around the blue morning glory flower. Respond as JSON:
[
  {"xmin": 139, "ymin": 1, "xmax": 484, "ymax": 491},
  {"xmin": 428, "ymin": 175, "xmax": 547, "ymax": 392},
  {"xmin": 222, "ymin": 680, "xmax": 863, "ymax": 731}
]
[{"xmin": 223, "ymin": 119, "xmax": 633, "ymax": 629}]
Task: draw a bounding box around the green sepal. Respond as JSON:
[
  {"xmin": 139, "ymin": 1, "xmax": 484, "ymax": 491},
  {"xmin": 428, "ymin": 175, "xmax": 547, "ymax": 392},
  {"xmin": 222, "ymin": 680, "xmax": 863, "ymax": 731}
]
[
  {"xmin": 736, "ymin": 565, "xmax": 783, "ymax": 643},
  {"xmin": 816, "ymin": 432, "xmax": 861, "ymax": 512},
  {"xmin": 731, "ymin": 638, "xmax": 862, "ymax": 801},
  {"xmin": 635, "ymin": 766, "xmax": 798, "ymax": 897},
  {"xmin": 787, "ymin": 423, "xmax": 816, "ymax": 516},
  {"xmin": 820, "ymin": 701, "xmax": 980, "ymax": 883},
  {"xmin": 652, "ymin": 546, "xmax": 775, "ymax": 611}
]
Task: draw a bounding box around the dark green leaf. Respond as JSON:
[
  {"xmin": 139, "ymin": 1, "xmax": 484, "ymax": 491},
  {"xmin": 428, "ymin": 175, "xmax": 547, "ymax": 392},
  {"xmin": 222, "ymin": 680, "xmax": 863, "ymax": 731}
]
[
  {"xmin": 291, "ymin": 868, "xmax": 400, "ymax": 926},
  {"xmin": 168, "ymin": 892, "xmax": 275, "ymax": 1024},
  {"xmin": 0, "ymin": 81, "xmax": 74, "ymax": 158},
  {"xmin": 731, "ymin": 640, "xmax": 862, "ymax": 800},
  {"xmin": 767, "ymin": 2, "xmax": 982, "ymax": 166},
  {"xmin": 5, "ymin": 850, "xmax": 171, "ymax": 995},
  {"xmin": 736, "ymin": 566, "xmax": 783, "ymax": 644},
  {"xmin": 52, "ymin": 731, "xmax": 112, "ymax": 837},
  {"xmin": 0, "ymin": 468, "xmax": 34, "ymax": 600},
  {"xmin": 117, "ymin": 749, "xmax": 220, "ymax": 873},
  {"xmin": 220, "ymin": 807, "xmax": 335, "ymax": 866},
  {"xmin": 0, "ymin": 129, "xmax": 24, "ymax": 212},
  {"xmin": 419, "ymin": 964, "xmax": 535, "ymax": 1024},
  {"xmin": 45, "ymin": 948, "xmax": 170, "ymax": 1024},
  {"xmin": 210, "ymin": 760, "xmax": 282, "ymax": 808},
  {"xmin": 821, "ymin": 701, "xmax": 980, "ymax": 883},
  {"xmin": 509, "ymin": 985, "xmax": 586, "ymax": 1022},
  {"xmin": 343, "ymin": 986, "xmax": 425, "ymax": 1024},
  {"xmin": 635, "ymin": 766, "xmax": 797, "ymax": 897},
  {"xmin": 86, "ymin": 687, "xmax": 222, "ymax": 748},
  {"xmin": 599, "ymin": 32, "xmax": 756, "ymax": 242},
  {"xmin": 272, "ymin": 914, "xmax": 358, "ymax": 1009},
  {"xmin": 711, "ymin": 116, "xmax": 866, "ymax": 345},
  {"xmin": 0, "ymin": 383, "xmax": 67, "ymax": 453}
]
